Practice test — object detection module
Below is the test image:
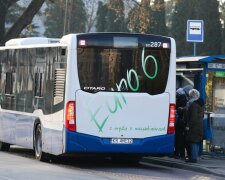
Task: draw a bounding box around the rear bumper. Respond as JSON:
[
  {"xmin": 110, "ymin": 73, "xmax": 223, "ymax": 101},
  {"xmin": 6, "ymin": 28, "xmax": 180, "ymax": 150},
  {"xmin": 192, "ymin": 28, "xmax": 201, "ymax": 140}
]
[{"xmin": 65, "ymin": 129, "xmax": 174, "ymax": 155}]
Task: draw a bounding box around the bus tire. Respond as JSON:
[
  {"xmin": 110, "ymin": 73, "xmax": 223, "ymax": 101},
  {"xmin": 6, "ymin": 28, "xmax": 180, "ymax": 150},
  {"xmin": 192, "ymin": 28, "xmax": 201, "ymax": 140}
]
[
  {"xmin": 34, "ymin": 123, "xmax": 48, "ymax": 162},
  {"xmin": 0, "ymin": 141, "xmax": 10, "ymax": 151}
]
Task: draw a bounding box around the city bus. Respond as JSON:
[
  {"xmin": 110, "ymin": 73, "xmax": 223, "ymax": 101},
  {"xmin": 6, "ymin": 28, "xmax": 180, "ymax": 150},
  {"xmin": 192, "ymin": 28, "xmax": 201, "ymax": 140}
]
[{"xmin": 0, "ymin": 33, "xmax": 176, "ymax": 161}]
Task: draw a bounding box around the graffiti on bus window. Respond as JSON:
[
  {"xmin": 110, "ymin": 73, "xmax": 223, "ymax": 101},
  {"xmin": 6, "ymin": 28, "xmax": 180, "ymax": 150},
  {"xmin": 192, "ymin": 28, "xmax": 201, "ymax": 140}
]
[
  {"xmin": 115, "ymin": 48, "xmax": 158, "ymax": 92},
  {"xmin": 87, "ymin": 48, "xmax": 159, "ymax": 132}
]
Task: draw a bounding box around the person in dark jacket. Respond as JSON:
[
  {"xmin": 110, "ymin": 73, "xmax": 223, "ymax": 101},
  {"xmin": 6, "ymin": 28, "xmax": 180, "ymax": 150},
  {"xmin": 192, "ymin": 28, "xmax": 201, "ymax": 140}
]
[
  {"xmin": 173, "ymin": 85, "xmax": 193, "ymax": 159},
  {"xmin": 174, "ymin": 88, "xmax": 188, "ymax": 159},
  {"xmin": 185, "ymin": 89, "xmax": 204, "ymax": 163}
]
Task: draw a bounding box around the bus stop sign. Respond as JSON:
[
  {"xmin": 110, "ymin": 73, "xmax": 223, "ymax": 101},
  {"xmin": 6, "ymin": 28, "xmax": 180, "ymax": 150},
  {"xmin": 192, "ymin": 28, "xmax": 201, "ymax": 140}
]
[{"xmin": 186, "ymin": 20, "xmax": 204, "ymax": 42}]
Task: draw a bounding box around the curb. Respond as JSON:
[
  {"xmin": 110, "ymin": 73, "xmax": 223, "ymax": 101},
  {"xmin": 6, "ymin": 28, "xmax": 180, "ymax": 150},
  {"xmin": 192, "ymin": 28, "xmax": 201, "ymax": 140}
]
[{"xmin": 141, "ymin": 157, "xmax": 225, "ymax": 178}]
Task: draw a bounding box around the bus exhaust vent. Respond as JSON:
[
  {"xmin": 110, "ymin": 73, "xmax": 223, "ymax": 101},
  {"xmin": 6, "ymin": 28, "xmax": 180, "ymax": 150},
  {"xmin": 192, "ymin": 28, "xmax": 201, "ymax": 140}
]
[{"xmin": 54, "ymin": 69, "xmax": 65, "ymax": 104}]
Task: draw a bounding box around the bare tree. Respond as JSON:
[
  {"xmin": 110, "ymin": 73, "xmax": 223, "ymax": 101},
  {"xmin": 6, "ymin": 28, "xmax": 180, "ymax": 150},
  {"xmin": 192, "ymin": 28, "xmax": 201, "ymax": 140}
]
[
  {"xmin": 0, "ymin": 0, "xmax": 45, "ymax": 45},
  {"xmin": 84, "ymin": 0, "xmax": 140, "ymax": 32},
  {"xmin": 84, "ymin": 0, "xmax": 99, "ymax": 32}
]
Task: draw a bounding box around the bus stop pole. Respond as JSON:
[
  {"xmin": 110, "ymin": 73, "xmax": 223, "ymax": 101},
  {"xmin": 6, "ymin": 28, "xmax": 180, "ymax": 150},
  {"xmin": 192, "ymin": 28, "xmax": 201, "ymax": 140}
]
[{"xmin": 194, "ymin": 42, "xmax": 196, "ymax": 56}]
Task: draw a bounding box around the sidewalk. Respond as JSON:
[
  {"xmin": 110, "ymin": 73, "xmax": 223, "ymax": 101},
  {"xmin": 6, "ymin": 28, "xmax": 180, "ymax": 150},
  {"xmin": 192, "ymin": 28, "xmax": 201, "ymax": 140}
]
[{"xmin": 142, "ymin": 155, "xmax": 225, "ymax": 178}]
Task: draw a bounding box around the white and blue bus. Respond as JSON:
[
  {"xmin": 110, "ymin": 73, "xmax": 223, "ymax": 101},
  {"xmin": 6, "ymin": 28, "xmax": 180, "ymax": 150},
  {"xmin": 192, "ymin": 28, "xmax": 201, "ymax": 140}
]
[{"xmin": 0, "ymin": 33, "xmax": 176, "ymax": 161}]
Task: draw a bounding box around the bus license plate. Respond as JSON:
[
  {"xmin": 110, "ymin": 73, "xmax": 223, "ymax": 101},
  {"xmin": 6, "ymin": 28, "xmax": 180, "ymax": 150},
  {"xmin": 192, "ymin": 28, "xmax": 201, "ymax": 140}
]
[{"xmin": 111, "ymin": 138, "xmax": 133, "ymax": 144}]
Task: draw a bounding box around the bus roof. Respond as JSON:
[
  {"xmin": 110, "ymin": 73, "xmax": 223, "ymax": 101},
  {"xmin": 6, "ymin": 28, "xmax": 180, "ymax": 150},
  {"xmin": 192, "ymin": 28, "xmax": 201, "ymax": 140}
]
[
  {"xmin": 0, "ymin": 37, "xmax": 66, "ymax": 50},
  {"xmin": 5, "ymin": 37, "xmax": 60, "ymax": 46}
]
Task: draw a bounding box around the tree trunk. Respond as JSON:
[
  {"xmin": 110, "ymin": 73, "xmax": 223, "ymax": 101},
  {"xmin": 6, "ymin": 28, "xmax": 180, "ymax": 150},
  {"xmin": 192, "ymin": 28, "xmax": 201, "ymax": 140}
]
[
  {"xmin": 0, "ymin": 7, "xmax": 7, "ymax": 45},
  {"xmin": 0, "ymin": 0, "xmax": 18, "ymax": 45},
  {"xmin": 3, "ymin": 0, "xmax": 45, "ymax": 43}
]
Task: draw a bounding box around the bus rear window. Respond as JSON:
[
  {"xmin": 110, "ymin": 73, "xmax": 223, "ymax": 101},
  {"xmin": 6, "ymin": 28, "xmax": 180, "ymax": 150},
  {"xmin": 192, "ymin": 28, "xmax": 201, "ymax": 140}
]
[{"xmin": 77, "ymin": 47, "xmax": 170, "ymax": 95}]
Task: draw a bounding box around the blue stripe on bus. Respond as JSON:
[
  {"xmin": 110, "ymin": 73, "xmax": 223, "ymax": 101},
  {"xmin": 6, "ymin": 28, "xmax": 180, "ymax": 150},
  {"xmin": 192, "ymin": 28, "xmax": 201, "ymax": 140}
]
[{"xmin": 65, "ymin": 129, "xmax": 174, "ymax": 154}]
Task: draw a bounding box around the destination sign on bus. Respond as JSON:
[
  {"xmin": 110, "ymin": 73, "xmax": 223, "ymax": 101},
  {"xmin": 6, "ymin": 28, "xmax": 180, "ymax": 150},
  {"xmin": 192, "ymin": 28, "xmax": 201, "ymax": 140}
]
[{"xmin": 77, "ymin": 33, "xmax": 171, "ymax": 49}]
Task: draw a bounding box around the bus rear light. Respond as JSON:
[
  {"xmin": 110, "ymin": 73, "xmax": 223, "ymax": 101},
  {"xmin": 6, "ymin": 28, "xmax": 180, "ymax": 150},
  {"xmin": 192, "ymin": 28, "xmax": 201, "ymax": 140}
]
[
  {"xmin": 65, "ymin": 101, "xmax": 76, "ymax": 132},
  {"xmin": 167, "ymin": 104, "xmax": 175, "ymax": 134}
]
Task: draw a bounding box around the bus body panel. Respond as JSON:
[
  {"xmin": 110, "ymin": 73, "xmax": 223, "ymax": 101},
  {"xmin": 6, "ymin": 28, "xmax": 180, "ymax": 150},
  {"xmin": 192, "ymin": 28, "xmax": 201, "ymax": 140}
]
[
  {"xmin": 0, "ymin": 110, "xmax": 36, "ymax": 149},
  {"xmin": 50, "ymin": 109, "xmax": 64, "ymax": 154},
  {"xmin": 76, "ymin": 91, "xmax": 169, "ymax": 138},
  {"xmin": 65, "ymin": 129, "xmax": 174, "ymax": 154},
  {"xmin": 32, "ymin": 109, "xmax": 64, "ymax": 155},
  {"xmin": 165, "ymin": 38, "xmax": 176, "ymax": 103},
  {"xmin": 0, "ymin": 108, "xmax": 64, "ymax": 155},
  {"xmin": 0, "ymin": 44, "xmax": 66, "ymax": 155}
]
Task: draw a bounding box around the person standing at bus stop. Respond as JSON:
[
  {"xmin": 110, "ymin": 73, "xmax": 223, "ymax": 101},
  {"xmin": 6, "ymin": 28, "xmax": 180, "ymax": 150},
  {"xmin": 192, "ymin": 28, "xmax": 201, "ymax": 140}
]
[
  {"xmin": 174, "ymin": 88, "xmax": 188, "ymax": 159},
  {"xmin": 185, "ymin": 89, "xmax": 204, "ymax": 163},
  {"xmin": 174, "ymin": 85, "xmax": 193, "ymax": 159}
]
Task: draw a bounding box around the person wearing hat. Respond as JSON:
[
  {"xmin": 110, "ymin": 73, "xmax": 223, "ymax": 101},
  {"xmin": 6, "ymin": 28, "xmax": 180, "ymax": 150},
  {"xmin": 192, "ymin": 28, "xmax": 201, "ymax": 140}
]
[
  {"xmin": 185, "ymin": 89, "xmax": 204, "ymax": 163},
  {"xmin": 182, "ymin": 85, "xmax": 194, "ymax": 97}
]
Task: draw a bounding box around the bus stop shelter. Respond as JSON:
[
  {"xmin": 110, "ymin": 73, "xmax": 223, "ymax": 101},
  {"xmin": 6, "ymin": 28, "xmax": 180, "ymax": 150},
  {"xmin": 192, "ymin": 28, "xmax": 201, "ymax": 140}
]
[{"xmin": 176, "ymin": 55, "xmax": 225, "ymax": 154}]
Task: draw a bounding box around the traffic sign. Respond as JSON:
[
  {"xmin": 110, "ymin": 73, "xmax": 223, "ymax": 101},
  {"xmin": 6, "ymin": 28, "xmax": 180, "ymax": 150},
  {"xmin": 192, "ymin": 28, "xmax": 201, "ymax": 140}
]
[{"xmin": 186, "ymin": 20, "xmax": 204, "ymax": 42}]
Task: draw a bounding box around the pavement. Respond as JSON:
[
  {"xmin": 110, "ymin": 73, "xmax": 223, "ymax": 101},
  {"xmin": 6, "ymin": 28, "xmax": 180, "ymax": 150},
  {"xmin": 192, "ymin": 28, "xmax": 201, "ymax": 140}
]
[{"xmin": 142, "ymin": 154, "xmax": 225, "ymax": 178}]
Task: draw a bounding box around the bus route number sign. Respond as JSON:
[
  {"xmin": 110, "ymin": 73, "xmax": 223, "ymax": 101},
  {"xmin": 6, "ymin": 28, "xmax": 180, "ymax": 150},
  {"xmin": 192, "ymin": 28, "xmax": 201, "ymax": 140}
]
[{"xmin": 111, "ymin": 138, "xmax": 133, "ymax": 144}]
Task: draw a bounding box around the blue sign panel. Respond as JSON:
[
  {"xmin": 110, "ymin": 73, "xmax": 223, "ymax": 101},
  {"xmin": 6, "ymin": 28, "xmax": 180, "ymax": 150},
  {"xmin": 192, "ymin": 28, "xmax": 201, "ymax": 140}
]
[{"xmin": 186, "ymin": 20, "xmax": 204, "ymax": 42}]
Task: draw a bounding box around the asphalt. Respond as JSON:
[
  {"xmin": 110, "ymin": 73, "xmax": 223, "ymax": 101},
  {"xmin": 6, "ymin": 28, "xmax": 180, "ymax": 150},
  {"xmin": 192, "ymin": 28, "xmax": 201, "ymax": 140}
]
[{"xmin": 142, "ymin": 154, "xmax": 225, "ymax": 178}]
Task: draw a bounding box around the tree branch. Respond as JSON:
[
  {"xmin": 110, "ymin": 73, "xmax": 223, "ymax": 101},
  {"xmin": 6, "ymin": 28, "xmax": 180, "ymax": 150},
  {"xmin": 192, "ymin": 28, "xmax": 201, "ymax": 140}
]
[
  {"xmin": 129, "ymin": 0, "xmax": 140, "ymax": 6},
  {"xmin": 3, "ymin": 0, "xmax": 45, "ymax": 43}
]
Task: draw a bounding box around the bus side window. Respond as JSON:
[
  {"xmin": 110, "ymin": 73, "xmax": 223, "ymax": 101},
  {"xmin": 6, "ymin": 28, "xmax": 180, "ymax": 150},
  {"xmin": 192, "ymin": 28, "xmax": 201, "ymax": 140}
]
[
  {"xmin": 5, "ymin": 72, "xmax": 13, "ymax": 95},
  {"xmin": 34, "ymin": 73, "xmax": 43, "ymax": 97}
]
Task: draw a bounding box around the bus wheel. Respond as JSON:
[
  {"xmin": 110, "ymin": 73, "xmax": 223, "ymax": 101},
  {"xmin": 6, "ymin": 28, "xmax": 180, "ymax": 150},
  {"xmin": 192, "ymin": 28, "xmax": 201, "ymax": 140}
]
[
  {"xmin": 34, "ymin": 124, "xmax": 48, "ymax": 161},
  {"xmin": 0, "ymin": 141, "xmax": 10, "ymax": 151}
]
